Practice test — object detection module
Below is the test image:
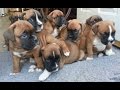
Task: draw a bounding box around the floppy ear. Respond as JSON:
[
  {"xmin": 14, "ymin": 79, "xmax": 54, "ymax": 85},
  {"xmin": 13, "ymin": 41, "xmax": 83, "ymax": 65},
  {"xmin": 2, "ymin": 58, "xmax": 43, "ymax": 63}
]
[
  {"xmin": 48, "ymin": 12, "xmax": 53, "ymax": 17},
  {"xmin": 7, "ymin": 23, "xmax": 16, "ymax": 41},
  {"xmin": 92, "ymin": 24, "xmax": 99, "ymax": 35}
]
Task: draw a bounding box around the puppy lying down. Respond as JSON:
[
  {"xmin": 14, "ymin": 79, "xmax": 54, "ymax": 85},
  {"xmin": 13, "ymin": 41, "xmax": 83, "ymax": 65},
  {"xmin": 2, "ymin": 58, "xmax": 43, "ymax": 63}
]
[{"xmin": 38, "ymin": 42, "xmax": 85, "ymax": 81}]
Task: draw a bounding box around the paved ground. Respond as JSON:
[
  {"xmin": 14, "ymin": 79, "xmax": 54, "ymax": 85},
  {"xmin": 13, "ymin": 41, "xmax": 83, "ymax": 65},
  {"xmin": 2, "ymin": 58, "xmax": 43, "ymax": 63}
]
[{"xmin": 0, "ymin": 16, "xmax": 120, "ymax": 82}]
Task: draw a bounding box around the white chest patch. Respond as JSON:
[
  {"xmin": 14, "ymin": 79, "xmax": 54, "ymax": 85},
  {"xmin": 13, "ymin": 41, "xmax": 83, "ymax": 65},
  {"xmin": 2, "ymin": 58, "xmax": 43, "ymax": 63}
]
[
  {"xmin": 51, "ymin": 28, "xmax": 58, "ymax": 37},
  {"xmin": 93, "ymin": 37, "xmax": 106, "ymax": 51}
]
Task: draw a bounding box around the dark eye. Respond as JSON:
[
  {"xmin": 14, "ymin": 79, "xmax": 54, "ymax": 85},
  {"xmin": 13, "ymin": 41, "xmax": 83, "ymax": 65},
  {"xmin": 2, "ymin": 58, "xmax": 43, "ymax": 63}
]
[
  {"xmin": 104, "ymin": 32, "xmax": 109, "ymax": 36},
  {"xmin": 112, "ymin": 31, "xmax": 115, "ymax": 36},
  {"xmin": 21, "ymin": 33, "xmax": 28, "ymax": 38}
]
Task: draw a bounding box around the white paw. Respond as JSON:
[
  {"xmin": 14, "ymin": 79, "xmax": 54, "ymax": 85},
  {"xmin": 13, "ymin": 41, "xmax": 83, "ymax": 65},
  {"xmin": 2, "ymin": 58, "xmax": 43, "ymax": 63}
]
[
  {"xmin": 29, "ymin": 59, "xmax": 35, "ymax": 63},
  {"xmin": 29, "ymin": 65, "xmax": 36, "ymax": 69},
  {"xmin": 28, "ymin": 68, "xmax": 35, "ymax": 72},
  {"xmin": 3, "ymin": 45, "xmax": 7, "ymax": 48},
  {"xmin": 36, "ymin": 68, "xmax": 42, "ymax": 72},
  {"xmin": 64, "ymin": 52, "xmax": 70, "ymax": 56},
  {"xmin": 9, "ymin": 73, "xmax": 19, "ymax": 76},
  {"xmin": 98, "ymin": 53, "xmax": 104, "ymax": 57},
  {"xmin": 38, "ymin": 69, "xmax": 51, "ymax": 81},
  {"xmin": 86, "ymin": 57, "xmax": 93, "ymax": 60},
  {"xmin": 105, "ymin": 49, "xmax": 115, "ymax": 56}
]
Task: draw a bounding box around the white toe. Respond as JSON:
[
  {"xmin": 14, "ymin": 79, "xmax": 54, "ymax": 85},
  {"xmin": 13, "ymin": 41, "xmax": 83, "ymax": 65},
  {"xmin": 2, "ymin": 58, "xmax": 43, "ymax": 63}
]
[
  {"xmin": 86, "ymin": 57, "xmax": 93, "ymax": 60},
  {"xmin": 9, "ymin": 73, "xmax": 19, "ymax": 76},
  {"xmin": 29, "ymin": 65, "xmax": 36, "ymax": 69},
  {"xmin": 36, "ymin": 68, "xmax": 42, "ymax": 72},
  {"xmin": 64, "ymin": 52, "xmax": 70, "ymax": 56},
  {"xmin": 28, "ymin": 68, "xmax": 35, "ymax": 72}
]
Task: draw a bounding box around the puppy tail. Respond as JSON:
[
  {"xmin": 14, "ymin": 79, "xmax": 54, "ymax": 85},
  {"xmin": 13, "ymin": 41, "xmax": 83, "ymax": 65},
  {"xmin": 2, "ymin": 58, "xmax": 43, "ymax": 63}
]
[{"xmin": 79, "ymin": 50, "xmax": 85, "ymax": 61}]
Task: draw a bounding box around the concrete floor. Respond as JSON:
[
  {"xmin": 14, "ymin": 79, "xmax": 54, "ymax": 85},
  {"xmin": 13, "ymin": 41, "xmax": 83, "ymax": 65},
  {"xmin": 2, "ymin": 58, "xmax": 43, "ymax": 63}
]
[{"xmin": 0, "ymin": 16, "xmax": 120, "ymax": 82}]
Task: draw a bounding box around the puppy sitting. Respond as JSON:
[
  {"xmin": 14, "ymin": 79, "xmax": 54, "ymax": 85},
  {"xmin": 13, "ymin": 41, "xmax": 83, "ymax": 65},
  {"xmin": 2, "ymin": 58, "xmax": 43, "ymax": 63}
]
[
  {"xmin": 4, "ymin": 20, "xmax": 43, "ymax": 75},
  {"xmin": 38, "ymin": 42, "xmax": 85, "ymax": 81},
  {"xmin": 86, "ymin": 20, "xmax": 116, "ymax": 60},
  {"xmin": 78, "ymin": 15, "xmax": 103, "ymax": 53}
]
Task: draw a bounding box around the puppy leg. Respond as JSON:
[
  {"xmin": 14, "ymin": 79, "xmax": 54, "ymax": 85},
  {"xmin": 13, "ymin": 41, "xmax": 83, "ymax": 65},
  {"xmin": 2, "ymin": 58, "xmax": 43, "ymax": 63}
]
[
  {"xmin": 78, "ymin": 50, "xmax": 85, "ymax": 61},
  {"xmin": 86, "ymin": 42, "xmax": 94, "ymax": 60},
  {"xmin": 10, "ymin": 55, "xmax": 20, "ymax": 75},
  {"xmin": 105, "ymin": 43, "xmax": 115, "ymax": 56}
]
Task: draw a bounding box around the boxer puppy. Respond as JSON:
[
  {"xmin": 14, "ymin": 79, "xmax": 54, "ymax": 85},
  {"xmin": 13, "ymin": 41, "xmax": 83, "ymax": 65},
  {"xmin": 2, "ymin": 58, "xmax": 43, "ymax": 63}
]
[
  {"xmin": 9, "ymin": 12, "xmax": 25, "ymax": 24},
  {"xmin": 78, "ymin": 15, "xmax": 103, "ymax": 52},
  {"xmin": 22, "ymin": 9, "xmax": 44, "ymax": 32},
  {"xmin": 58, "ymin": 19, "xmax": 82, "ymax": 43},
  {"xmin": 4, "ymin": 20, "xmax": 43, "ymax": 75},
  {"xmin": 38, "ymin": 42, "xmax": 85, "ymax": 81},
  {"xmin": 48, "ymin": 9, "xmax": 67, "ymax": 32},
  {"xmin": 86, "ymin": 20, "xmax": 116, "ymax": 60}
]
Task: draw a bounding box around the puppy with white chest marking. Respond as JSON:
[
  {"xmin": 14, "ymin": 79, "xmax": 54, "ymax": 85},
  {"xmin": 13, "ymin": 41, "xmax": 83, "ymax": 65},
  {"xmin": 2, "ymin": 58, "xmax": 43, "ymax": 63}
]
[
  {"xmin": 3, "ymin": 20, "xmax": 44, "ymax": 75},
  {"xmin": 86, "ymin": 20, "xmax": 116, "ymax": 60}
]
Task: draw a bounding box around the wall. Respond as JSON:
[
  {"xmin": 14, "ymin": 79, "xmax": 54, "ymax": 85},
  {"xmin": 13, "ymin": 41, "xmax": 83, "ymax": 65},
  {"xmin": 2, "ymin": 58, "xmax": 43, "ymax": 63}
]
[{"xmin": 77, "ymin": 8, "xmax": 120, "ymax": 40}]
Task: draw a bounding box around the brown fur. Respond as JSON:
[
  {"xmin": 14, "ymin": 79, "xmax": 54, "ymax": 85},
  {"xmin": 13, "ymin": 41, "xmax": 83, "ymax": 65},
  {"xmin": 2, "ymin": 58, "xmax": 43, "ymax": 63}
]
[
  {"xmin": 58, "ymin": 19, "xmax": 82, "ymax": 41},
  {"xmin": 9, "ymin": 12, "xmax": 24, "ymax": 24},
  {"xmin": 22, "ymin": 9, "xmax": 41, "ymax": 20},
  {"xmin": 86, "ymin": 20, "xmax": 115, "ymax": 58},
  {"xmin": 48, "ymin": 10, "xmax": 64, "ymax": 18},
  {"xmin": 41, "ymin": 41, "xmax": 85, "ymax": 69},
  {"xmin": 6, "ymin": 20, "xmax": 43, "ymax": 73}
]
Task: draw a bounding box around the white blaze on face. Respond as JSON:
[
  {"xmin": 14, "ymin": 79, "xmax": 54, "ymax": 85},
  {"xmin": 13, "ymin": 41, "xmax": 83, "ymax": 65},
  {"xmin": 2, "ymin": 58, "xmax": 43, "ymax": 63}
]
[
  {"xmin": 108, "ymin": 25, "xmax": 113, "ymax": 41},
  {"xmin": 34, "ymin": 11, "xmax": 43, "ymax": 32},
  {"xmin": 52, "ymin": 51, "xmax": 55, "ymax": 58}
]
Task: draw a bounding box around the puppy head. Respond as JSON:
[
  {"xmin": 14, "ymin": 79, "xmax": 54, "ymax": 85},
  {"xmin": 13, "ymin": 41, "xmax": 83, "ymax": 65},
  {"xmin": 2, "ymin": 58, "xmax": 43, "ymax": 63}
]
[
  {"xmin": 92, "ymin": 20, "xmax": 116, "ymax": 45},
  {"xmin": 48, "ymin": 10, "xmax": 66, "ymax": 29},
  {"xmin": 22, "ymin": 9, "xmax": 43, "ymax": 32},
  {"xmin": 48, "ymin": 10, "xmax": 64, "ymax": 18},
  {"xmin": 41, "ymin": 43, "xmax": 61, "ymax": 72},
  {"xmin": 66, "ymin": 19, "xmax": 82, "ymax": 41},
  {"xmin": 9, "ymin": 12, "xmax": 24, "ymax": 24},
  {"xmin": 9, "ymin": 20, "xmax": 38, "ymax": 50},
  {"xmin": 86, "ymin": 15, "xmax": 103, "ymax": 26}
]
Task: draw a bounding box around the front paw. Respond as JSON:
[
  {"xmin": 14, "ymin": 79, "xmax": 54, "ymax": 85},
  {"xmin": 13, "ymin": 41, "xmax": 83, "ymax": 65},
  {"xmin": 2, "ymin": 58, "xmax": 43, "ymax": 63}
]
[
  {"xmin": 98, "ymin": 53, "xmax": 104, "ymax": 57},
  {"xmin": 105, "ymin": 49, "xmax": 115, "ymax": 56},
  {"xmin": 64, "ymin": 52, "xmax": 70, "ymax": 56},
  {"xmin": 9, "ymin": 73, "xmax": 19, "ymax": 76},
  {"xmin": 28, "ymin": 65, "xmax": 36, "ymax": 72},
  {"xmin": 38, "ymin": 69, "xmax": 51, "ymax": 81},
  {"xmin": 86, "ymin": 57, "xmax": 93, "ymax": 60},
  {"xmin": 36, "ymin": 68, "xmax": 42, "ymax": 72}
]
